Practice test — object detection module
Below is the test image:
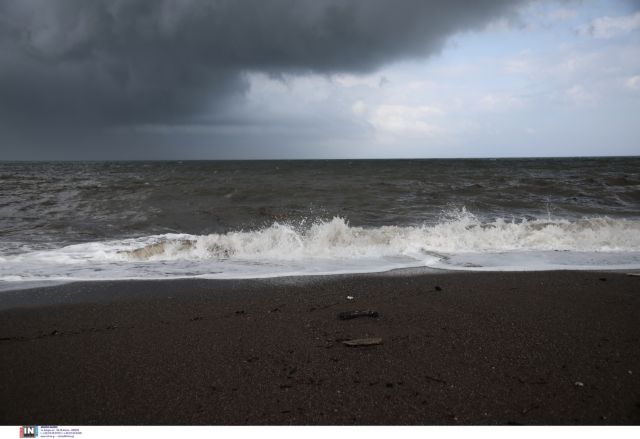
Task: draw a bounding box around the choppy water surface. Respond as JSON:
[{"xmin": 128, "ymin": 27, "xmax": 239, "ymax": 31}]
[{"xmin": 1, "ymin": 158, "xmax": 639, "ymax": 284}]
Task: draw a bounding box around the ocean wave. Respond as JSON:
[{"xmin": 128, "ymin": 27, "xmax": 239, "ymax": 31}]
[
  {"xmin": 1, "ymin": 209, "xmax": 639, "ymax": 282},
  {"xmin": 117, "ymin": 211, "xmax": 640, "ymax": 262}
]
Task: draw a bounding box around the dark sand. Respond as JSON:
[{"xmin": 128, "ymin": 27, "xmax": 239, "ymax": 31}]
[{"xmin": 1, "ymin": 270, "xmax": 639, "ymax": 425}]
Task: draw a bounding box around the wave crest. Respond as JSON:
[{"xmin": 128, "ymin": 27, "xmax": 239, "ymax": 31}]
[
  {"xmin": 2, "ymin": 210, "xmax": 640, "ymax": 282},
  {"xmin": 119, "ymin": 211, "xmax": 640, "ymax": 262}
]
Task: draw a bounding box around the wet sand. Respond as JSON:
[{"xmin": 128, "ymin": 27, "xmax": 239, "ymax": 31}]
[{"xmin": 0, "ymin": 270, "xmax": 639, "ymax": 425}]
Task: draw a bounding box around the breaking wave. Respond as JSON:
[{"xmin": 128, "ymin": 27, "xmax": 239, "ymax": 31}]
[
  {"xmin": 118, "ymin": 212, "xmax": 640, "ymax": 262},
  {"xmin": 2, "ymin": 209, "xmax": 640, "ymax": 283}
]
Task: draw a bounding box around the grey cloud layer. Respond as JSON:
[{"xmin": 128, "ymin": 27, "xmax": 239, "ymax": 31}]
[{"xmin": 0, "ymin": 0, "xmax": 526, "ymax": 132}]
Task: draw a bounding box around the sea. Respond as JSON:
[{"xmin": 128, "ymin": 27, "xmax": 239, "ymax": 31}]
[{"xmin": 1, "ymin": 157, "xmax": 639, "ymax": 288}]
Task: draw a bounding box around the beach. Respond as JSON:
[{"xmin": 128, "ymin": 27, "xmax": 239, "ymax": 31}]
[
  {"xmin": 1, "ymin": 270, "xmax": 639, "ymax": 425},
  {"xmin": 2, "ymin": 0, "xmax": 640, "ymax": 432}
]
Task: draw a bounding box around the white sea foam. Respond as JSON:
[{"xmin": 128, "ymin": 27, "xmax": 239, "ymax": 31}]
[{"xmin": 1, "ymin": 210, "xmax": 640, "ymax": 283}]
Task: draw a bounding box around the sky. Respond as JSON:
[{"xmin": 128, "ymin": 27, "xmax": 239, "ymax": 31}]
[{"xmin": 0, "ymin": 0, "xmax": 639, "ymax": 159}]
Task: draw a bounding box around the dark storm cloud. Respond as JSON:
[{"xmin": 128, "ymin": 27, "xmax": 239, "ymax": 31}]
[{"xmin": 0, "ymin": 0, "xmax": 529, "ymax": 128}]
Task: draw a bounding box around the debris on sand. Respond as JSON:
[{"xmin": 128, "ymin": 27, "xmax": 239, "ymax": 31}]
[
  {"xmin": 338, "ymin": 310, "xmax": 379, "ymax": 320},
  {"xmin": 342, "ymin": 338, "xmax": 383, "ymax": 347}
]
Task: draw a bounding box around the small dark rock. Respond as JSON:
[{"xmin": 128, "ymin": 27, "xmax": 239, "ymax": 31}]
[
  {"xmin": 235, "ymin": 310, "xmax": 245, "ymax": 315},
  {"xmin": 599, "ymin": 278, "xmax": 607, "ymax": 282},
  {"xmin": 424, "ymin": 375, "xmax": 447, "ymax": 384},
  {"xmin": 435, "ymin": 286, "xmax": 442, "ymax": 291}
]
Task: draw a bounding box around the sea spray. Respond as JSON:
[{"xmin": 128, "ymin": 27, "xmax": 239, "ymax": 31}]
[{"xmin": 2, "ymin": 211, "xmax": 640, "ymax": 283}]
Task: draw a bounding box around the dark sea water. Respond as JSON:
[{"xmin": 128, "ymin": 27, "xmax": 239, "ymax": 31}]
[{"xmin": 1, "ymin": 157, "xmax": 639, "ymax": 284}]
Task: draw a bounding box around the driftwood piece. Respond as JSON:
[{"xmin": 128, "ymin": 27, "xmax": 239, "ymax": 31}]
[
  {"xmin": 342, "ymin": 338, "xmax": 383, "ymax": 347},
  {"xmin": 338, "ymin": 310, "xmax": 379, "ymax": 320}
]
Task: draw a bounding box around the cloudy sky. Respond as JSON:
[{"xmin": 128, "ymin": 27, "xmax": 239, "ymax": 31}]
[{"xmin": 1, "ymin": 0, "xmax": 639, "ymax": 159}]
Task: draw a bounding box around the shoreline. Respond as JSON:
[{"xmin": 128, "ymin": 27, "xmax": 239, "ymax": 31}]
[
  {"xmin": 1, "ymin": 266, "xmax": 638, "ymax": 310},
  {"xmin": 1, "ymin": 270, "xmax": 639, "ymax": 424}
]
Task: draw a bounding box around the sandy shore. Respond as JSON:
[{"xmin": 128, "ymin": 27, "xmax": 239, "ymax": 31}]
[{"xmin": 0, "ymin": 270, "xmax": 639, "ymax": 425}]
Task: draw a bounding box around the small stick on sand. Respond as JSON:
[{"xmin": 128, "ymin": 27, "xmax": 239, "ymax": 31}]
[{"xmin": 342, "ymin": 338, "xmax": 383, "ymax": 347}]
